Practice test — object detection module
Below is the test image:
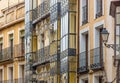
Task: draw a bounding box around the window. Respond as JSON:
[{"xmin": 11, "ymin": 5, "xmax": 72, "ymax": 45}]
[
  {"xmin": 94, "ymin": 76, "xmax": 103, "ymax": 83},
  {"xmin": 82, "ymin": 0, "xmax": 88, "ymax": 25},
  {"xmin": 9, "ymin": 34, "xmax": 13, "ymax": 58},
  {"xmin": 96, "ymin": 0, "xmax": 103, "ymax": 18},
  {"xmin": 20, "ymin": 30, "xmax": 25, "ymax": 56},
  {"xmin": 79, "ymin": 32, "xmax": 89, "ymax": 72},
  {"xmin": 92, "ymin": 26, "xmax": 103, "ymax": 69}
]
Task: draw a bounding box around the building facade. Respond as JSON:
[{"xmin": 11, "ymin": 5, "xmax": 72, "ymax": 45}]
[
  {"xmin": 0, "ymin": 0, "xmax": 119, "ymax": 83},
  {"xmin": 78, "ymin": 0, "xmax": 120, "ymax": 83},
  {"xmin": 25, "ymin": 0, "xmax": 78, "ymax": 83},
  {"xmin": 0, "ymin": 0, "xmax": 25, "ymax": 82},
  {"xmin": 24, "ymin": 0, "xmax": 120, "ymax": 83}
]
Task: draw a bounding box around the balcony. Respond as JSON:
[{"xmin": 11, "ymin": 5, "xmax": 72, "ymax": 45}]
[
  {"xmin": 32, "ymin": 0, "xmax": 50, "ymax": 23},
  {"xmin": 90, "ymin": 47, "xmax": 104, "ymax": 70},
  {"xmin": 14, "ymin": 43, "xmax": 25, "ymax": 61},
  {"xmin": 0, "ymin": 2, "xmax": 24, "ymax": 29},
  {"xmin": 37, "ymin": 71, "xmax": 50, "ymax": 81},
  {"xmin": 0, "ymin": 47, "xmax": 14, "ymax": 63},
  {"xmin": 50, "ymin": 2, "xmax": 61, "ymax": 23},
  {"xmin": 32, "ymin": 40, "xmax": 59, "ymax": 67},
  {"xmin": 78, "ymin": 51, "xmax": 89, "ymax": 74},
  {"xmin": 49, "ymin": 41, "xmax": 58, "ymax": 62},
  {"xmin": 32, "ymin": 45, "xmax": 50, "ymax": 67}
]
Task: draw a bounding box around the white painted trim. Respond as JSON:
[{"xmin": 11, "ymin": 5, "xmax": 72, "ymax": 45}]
[
  {"xmin": 7, "ymin": 30, "xmax": 14, "ymax": 47},
  {"xmin": 80, "ymin": 26, "xmax": 90, "ymax": 52},
  {"xmin": 18, "ymin": 28, "xmax": 25, "ymax": 44},
  {"xmin": 93, "ymin": 20, "xmax": 104, "ymax": 48},
  {"xmin": 0, "ymin": 66, "xmax": 4, "ymax": 81},
  {"xmin": 80, "ymin": 27, "xmax": 90, "ymax": 66},
  {"xmin": 7, "ymin": 64, "xmax": 14, "ymax": 80},
  {"xmin": 80, "ymin": 0, "xmax": 89, "ymax": 26},
  {"xmin": 18, "ymin": 62, "xmax": 25, "ymax": 79}
]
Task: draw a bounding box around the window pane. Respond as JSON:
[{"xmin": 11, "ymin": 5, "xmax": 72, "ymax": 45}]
[
  {"xmin": 82, "ymin": 0, "xmax": 87, "ymax": 7},
  {"xmin": 116, "ymin": 6, "xmax": 120, "ymax": 13},
  {"xmin": 116, "ymin": 14, "xmax": 120, "ymax": 24}
]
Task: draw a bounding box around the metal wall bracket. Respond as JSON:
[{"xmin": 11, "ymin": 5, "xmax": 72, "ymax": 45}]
[{"xmin": 104, "ymin": 43, "xmax": 120, "ymax": 52}]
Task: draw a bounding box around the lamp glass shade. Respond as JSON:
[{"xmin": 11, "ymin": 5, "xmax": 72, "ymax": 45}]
[{"xmin": 101, "ymin": 28, "xmax": 109, "ymax": 43}]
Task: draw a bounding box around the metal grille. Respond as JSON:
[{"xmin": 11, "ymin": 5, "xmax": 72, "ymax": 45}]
[{"xmin": 90, "ymin": 47, "xmax": 104, "ymax": 70}]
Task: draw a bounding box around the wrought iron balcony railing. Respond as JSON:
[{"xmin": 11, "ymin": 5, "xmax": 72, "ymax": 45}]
[
  {"xmin": 50, "ymin": 2, "xmax": 61, "ymax": 23},
  {"xmin": 78, "ymin": 51, "xmax": 89, "ymax": 73},
  {"xmin": 33, "ymin": 41, "xmax": 58, "ymax": 66},
  {"xmin": 38, "ymin": 71, "xmax": 50, "ymax": 78},
  {"xmin": 14, "ymin": 43, "xmax": 25, "ymax": 58},
  {"xmin": 0, "ymin": 43, "xmax": 25, "ymax": 62},
  {"xmin": 0, "ymin": 47, "xmax": 14, "ymax": 62},
  {"xmin": 90, "ymin": 47, "xmax": 104, "ymax": 70},
  {"xmin": 32, "ymin": 0, "xmax": 50, "ymax": 21},
  {"xmin": 61, "ymin": 2, "xmax": 76, "ymax": 17}
]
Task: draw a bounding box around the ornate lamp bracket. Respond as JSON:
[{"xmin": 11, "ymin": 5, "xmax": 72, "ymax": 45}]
[{"xmin": 104, "ymin": 43, "xmax": 120, "ymax": 52}]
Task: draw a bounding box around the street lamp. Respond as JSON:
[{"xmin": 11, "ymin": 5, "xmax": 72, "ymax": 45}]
[
  {"xmin": 101, "ymin": 28, "xmax": 109, "ymax": 43},
  {"xmin": 101, "ymin": 28, "xmax": 118, "ymax": 49}
]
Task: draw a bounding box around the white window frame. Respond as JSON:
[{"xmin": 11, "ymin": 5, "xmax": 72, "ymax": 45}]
[{"xmin": 80, "ymin": 0, "xmax": 89, "ymax": 26}]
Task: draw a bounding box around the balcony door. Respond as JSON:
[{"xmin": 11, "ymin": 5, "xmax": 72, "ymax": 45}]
[
  {"xmin": 93, "ymin": 26, "xmax": 103, "ymax": 69},
  {"xmin": 10, "ymin": 39, "xmax": 13, "ymax": 58},
  {"xmin": 79, "ymin": 32, "xmax": 89, "ymax": 73},
  {"xmin": 21, "ymin": 36, "xmax": 25, "ymax": 56}
]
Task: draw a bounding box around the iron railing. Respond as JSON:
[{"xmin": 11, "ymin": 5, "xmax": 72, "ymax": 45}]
[
  {"xmin": 50, "ymin": 2, "xmax": 61, "ymax": 23},
  {"xmin": 78, "ymin": 51, "xmax": 89, "ymax": 73},
  {"xmin": 0, "ymin": 47, "xmax": 14, "ymax": 61},
  {"xmin": 61, "ymin": 2, "xmax": 76, "ymax": 17},
  {"xmin": 33, "ymin": 41, "xmax": 58, "ymax": 65},
  {"xmin": 90, "ymin": 47, "xmax": 104, "ymax": 70},
  {"xmin": 38, "ymin": 71, "xmax": 50, "ymax": 78},
  {"xmin": 32, "ymin": 0, "xmax": 50, "ymax": 21},
  {"xmin": 14, "ymin": 43, "xmax": 25, "ymax": 58},
  {"xmin": 0, "ymin": 43, "xmax": 25, "ymax": 62}
]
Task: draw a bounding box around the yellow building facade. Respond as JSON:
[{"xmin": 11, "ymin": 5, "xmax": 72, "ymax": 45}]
[
  {"xmin": 78, "ymin": 0, "xmax": 120, "ymax": 83},
  {"xmin": 0, "ymin": 0, "xmax": 25, "ymax": 82}
]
